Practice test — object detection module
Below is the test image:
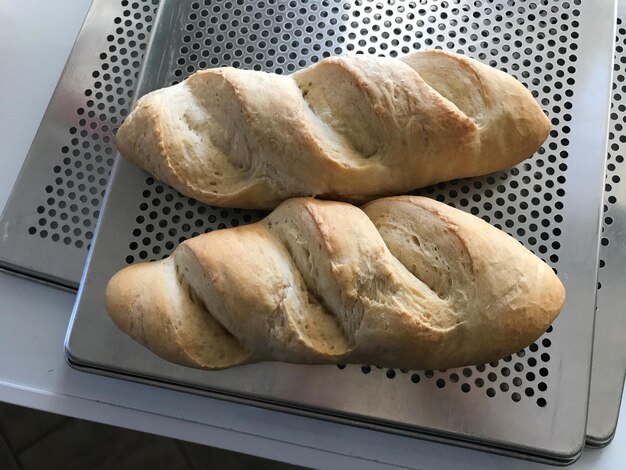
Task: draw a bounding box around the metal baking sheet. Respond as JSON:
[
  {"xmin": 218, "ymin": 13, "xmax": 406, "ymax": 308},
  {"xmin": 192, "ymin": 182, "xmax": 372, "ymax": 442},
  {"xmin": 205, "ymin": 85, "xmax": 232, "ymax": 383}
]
[
  {"xmin": 0, "ymin": 0, "xmax": 622, "ymax": 447},
  {"xmin": 66, "ymin": 0, "xmax": 615, "ymax": 464},
  {"xmin": 586, "ymin": 0, "xmax": 626, "ymax": 447},
  {"xmin": 0, "ymin": 0, "xmax": 159, "ymax": 289},
  {"xmin": 0, "ymin": 0, "xmax": 614, "ymax": 449}
]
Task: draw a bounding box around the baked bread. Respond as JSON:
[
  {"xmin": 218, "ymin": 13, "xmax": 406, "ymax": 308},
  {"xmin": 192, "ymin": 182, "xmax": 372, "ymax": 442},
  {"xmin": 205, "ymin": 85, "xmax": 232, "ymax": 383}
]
[
  {"xmin": 115, "ymin": 50, "xmax": 551, "ymax": 209},
  {"xmin": 105, "ymin": 196, "xmax": 565, "ymax": 371}
]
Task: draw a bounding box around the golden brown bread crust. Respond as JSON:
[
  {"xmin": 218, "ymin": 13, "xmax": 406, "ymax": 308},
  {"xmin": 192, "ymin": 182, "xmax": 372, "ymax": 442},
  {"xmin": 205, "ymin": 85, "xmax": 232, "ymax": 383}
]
[
  {"xmin": 105, "ymin": 196, "xmax": 565, "ymax": 371},
  {"xmin": 115, "ymin": 50, "xmax": 551, "ymax": 209}
]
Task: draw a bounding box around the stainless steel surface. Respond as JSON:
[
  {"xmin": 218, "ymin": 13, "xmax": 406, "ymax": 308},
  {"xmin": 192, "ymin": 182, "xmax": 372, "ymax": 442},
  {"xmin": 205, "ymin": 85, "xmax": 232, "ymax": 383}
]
[
  {"xmin": 2, "ymin": 0, "xmax": 621, "ymax": 448},
  {"xmin": 586, "ymin": 1, "xmax": 626, "ymax": 447},
  {"xmin": 66, "ymin": 0, "xmax": 614, "ymax": 464},
  {"xmin": 2, "ymin": 0, "xmax": 624, "ymax": 449},
  {"xmin": 0, "ymin": 0, "xmax": 159, "ymax": 289}
]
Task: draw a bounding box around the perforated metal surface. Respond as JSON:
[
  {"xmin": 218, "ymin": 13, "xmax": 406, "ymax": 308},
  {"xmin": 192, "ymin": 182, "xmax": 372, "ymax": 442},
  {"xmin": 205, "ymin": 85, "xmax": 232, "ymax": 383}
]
[
  {"xmin": 66, "ymin": 0, "xmax": 614, "ymax": 463},
  {"xmin": 0, "ymin": 0, "xmax": 160, "ymax": 287},
  {"xmin": 30, "ymin": 3, "xmax": 159, "ymax": 249},
  {"xmin": 586, "ymin": 3, "xmax": 626, "ymax": 446}
]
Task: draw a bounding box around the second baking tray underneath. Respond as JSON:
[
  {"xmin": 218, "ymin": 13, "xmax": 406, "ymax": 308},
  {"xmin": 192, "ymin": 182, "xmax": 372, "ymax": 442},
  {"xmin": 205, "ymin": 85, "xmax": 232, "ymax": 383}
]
[{"xmin": 66, "ymin": 0, "xmax": 614, "ymax": 464}]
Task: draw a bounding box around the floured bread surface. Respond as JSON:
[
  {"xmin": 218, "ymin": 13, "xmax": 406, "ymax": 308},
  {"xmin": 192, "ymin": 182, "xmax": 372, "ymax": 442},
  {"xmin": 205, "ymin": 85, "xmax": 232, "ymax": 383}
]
[
  {"xmin": 115, "ymin": 50, "xmax": 550, "ymax": 209},
  {"xmin": 105, "ymin": 196, "xmax": 564, "ymax": 371}
]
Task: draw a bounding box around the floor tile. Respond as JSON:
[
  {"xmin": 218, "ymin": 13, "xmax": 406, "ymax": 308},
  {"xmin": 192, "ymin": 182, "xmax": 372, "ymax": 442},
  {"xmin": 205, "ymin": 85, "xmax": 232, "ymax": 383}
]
[
  {"xmin": 19, "ymin": 418, "xmax": 189, "ymax": 470},
  {"xmin": 0, "ymin": 433, "xmax": 20, "ymax": 470},
  {"xmin": 0, "ymin": 402, "xmax": 68, "ymax": 453},
  {"xmin": 179, "ymin": 440, "xmax": 305, "ymax": 470}
]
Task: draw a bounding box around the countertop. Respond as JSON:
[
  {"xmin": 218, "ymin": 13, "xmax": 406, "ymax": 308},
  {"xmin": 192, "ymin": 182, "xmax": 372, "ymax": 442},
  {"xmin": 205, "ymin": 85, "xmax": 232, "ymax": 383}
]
[{"xmin": 0, "ymin": 1, "xmax": 624, "ymax": 468}]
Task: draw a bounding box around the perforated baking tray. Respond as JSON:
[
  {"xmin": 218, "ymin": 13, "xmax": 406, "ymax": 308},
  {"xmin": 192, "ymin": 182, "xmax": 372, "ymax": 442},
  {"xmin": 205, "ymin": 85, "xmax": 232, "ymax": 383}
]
[
  {"xmin": 0, "ymin": 0, "xmax": 160, "ymax": 289},
  {"xmin": 586, "ymin": 0, "xmax": 626, "ymax": 447},
  {"xmin": 64, "ymin": 0, "xmax": 615, "ymax": 464}
]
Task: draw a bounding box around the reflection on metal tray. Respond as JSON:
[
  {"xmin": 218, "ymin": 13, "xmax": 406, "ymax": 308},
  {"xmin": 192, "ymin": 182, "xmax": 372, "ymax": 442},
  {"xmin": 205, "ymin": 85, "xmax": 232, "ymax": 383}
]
[
  {"xmin": 586, "ymin": 0, "xmax": 626, "ymax": 447},
  {"xmin": 66, "ymin": 0, "xmax": 615, "ymax": 464}
]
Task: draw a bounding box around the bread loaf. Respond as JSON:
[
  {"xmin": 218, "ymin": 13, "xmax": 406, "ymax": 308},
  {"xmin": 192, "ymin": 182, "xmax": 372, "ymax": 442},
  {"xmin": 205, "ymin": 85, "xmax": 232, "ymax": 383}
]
[
  {"xmin": 105, "ymin": 196, "xmax": 564, "ymax": 371},
  {"xmin": 115, "ymin": 50, "xmax": 550, "ymax": 209}
]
